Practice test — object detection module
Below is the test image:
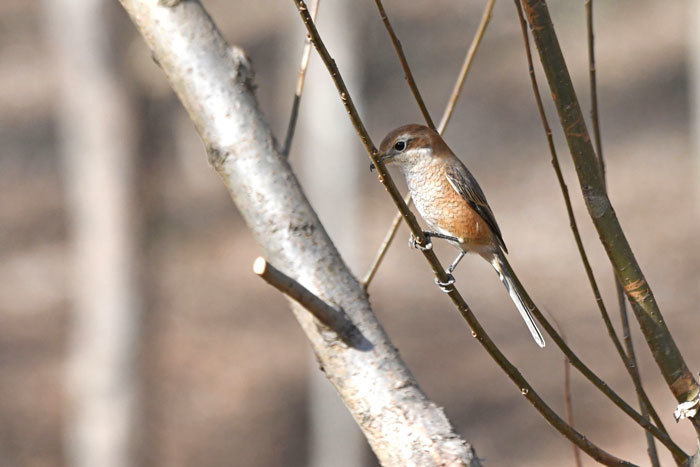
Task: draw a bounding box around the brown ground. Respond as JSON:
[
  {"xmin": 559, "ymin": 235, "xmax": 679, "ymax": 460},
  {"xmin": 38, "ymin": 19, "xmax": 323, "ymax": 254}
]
[{"xmin": 1, "ymin": 0, "xmax": 699, "ymax": 466}]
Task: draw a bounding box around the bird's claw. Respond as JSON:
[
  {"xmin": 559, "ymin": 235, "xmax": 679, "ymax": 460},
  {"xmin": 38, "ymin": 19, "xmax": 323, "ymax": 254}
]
[
  {"xmin": 435, "ymin": 273, "xmax": 455, "ymax": 293},
  {"xmin": 408, "ymin": 233, "xmax": 432, "ymax": 251}
]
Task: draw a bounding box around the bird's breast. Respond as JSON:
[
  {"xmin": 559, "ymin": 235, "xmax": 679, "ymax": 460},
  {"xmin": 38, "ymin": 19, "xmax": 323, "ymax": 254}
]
[{"xmin": 404, "ymin": 163, "xmax": 494, "ymax": 247}]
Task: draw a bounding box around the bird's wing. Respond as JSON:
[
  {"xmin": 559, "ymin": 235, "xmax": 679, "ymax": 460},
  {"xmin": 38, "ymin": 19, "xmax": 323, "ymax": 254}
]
[{"xmin": 445, "ymin": 162, "xmax": 508, "ymax": 253}]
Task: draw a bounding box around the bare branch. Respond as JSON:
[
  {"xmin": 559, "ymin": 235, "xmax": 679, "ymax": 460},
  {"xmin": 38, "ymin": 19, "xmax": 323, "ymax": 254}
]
[
  {"xmin": 373, "ymin": 0, "xmax": 435, "ymax": 129},
  {"xmin": 513, "ymin": 1, "xmax": 682, "ymax": 461},
  {"xmin": 585, "ymin": 2, "xmax": 660, "ymax": 465},
  {"xmin": 363, "ymin": 0, "xmax": 495, "ymax": 288},
  {"xmin": 520, "ymin": 0, "xmax": 700, "ymax": 436},
  {"xmin": 118, "ymin": 0, "xmax": 483, "ymax": 464},
  {"xmin": 282, "ymin": 0, "xmax": 319, "ymax": 157},
  {"xmin": 563, "ymin": 348, "xmax": 583, "ymax": 467},
  {"xmin": 361, "ymin": 191, "xmax": 410, "ymax": 286},
  {"xmin": 293, "ymin": 1, "xmax": 639, "ymax": 464},
  {"xmin": 618, "ymin": 283, "xmax": 661, "ymax": 467},
  {"xmin": 438, "ymin": 0, "xmax": 495, "ymax": 134},
  {"xmin": 586, "ymin": 0, "xmax": 605, "ymax": 179},
  {"xmin": 541, "ymin": 309, "xmax": 583, "ymax": 467}
]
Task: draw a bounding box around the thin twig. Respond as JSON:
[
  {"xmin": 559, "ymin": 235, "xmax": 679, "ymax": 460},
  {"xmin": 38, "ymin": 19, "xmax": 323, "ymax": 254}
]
[
  {"xmin": 438, "ymin": 0, "xmax": 495, "ymax": 134},
  {"xmin": 563, "ymin": 347, "xmax": 583, "ymax": 467},
  {"xmin": 293, "ymin": 2, "xmax": 650, "ymax": 464},
  {"xmin": 586, "ymin": 2, "xmax": 660, "ymax": 464},
  {"xmin": 362, "ymin": 191, "xmax": 410, "ymax": 286},
  {"xmin": 281, "ymin": 0, "xmax": 319, "ymax": 157},
  {"xmin": 618, "ymin": 282, "xmax": 661, "ymax": 467},
  {"xmin": 362, "ymin": 0, "xmax": 495, "ymax": 288},
  {"xmin": 543, "ymin": 309, "xmax": 583, "ymax": 467},
  {"xmin": 586, "ymin": 0, "xmax": 604, "ymax": 180},
  {"xmin": 513, "ymin": 0, "xmax": 686, "ymax": 461},
  {"xmin": 374, "ymin": 0, "xmax": 434, "ymax": 129}
]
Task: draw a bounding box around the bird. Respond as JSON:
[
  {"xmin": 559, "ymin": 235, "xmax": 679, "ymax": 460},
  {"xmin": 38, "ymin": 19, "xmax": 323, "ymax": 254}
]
[{"xmin": 374, "ymin": 123, "xmax": 545, "ymax": 348}]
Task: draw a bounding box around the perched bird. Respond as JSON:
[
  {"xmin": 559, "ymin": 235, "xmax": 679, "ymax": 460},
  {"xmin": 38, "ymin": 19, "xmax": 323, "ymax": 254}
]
[{"xmin": 375, "ymin": 123, "xmax": 545, "ymax": 348}]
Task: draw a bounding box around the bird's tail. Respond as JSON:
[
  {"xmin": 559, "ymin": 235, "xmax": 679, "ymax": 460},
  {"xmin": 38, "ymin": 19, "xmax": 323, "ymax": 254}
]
[{"xmin": 490, "ymin": 250, "xmax": 545, "ymax": 348}]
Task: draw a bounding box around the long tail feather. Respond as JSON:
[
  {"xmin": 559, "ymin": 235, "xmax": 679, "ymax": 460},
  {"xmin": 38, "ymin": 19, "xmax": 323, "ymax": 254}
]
[{"xmin": 490, "ymin": 251, "xmax": 545, "ymax": 348}]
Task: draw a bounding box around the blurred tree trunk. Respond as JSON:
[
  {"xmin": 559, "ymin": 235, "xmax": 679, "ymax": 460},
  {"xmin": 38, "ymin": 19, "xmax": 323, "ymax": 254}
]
[
  {"xmin": 689, "ymin": 0, "xmax": 700, "ymax": 213},
  {"xmin": 292, "ymin": 1, "xmax": 368, "ymax": 465},
  {"xmin": 43, "ymin": 1, "xmax": 142, "ymax": 466}
]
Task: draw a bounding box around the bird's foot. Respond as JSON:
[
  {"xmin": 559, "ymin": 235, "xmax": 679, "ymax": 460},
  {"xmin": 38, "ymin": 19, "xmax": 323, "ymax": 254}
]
[
  {"xmin": 408, "ymin": 233, "xmax": 432, "ymax": 251},
  {"xmin": 435, "ymin": 273, "xmax": 455, "ymax": 293}
]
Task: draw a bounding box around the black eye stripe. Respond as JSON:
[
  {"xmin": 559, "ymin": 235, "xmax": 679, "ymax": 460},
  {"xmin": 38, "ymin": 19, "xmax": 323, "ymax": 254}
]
[{"xmin": 394, "ymin": 140, "xmax": 406, "ymax": 151}]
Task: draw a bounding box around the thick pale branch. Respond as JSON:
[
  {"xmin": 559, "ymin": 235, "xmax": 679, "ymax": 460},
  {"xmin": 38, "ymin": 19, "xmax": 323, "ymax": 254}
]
[
  {"xmin": 520, "ymin": 0, "xmax": 700, "ymax": 424},
  {"xmin": 118, "ymin": 0, "xmax": 481, "ymax": 464}
]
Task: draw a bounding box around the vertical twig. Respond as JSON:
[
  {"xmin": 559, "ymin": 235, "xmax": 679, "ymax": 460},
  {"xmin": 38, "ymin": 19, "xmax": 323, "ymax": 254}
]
[
  {"xmin": 585, "ymin": 2, "xmax": 660, "ymax": 465},
  {"xmin": 282, "ymin": 0, "xmax": 320, "ymax": 157},
  {"xmin": 438, "ymin": 0, "xmax": 495, "ymax": 134},
  {"xmin": 586, "ymin": 0, "xmax": 604, "ymax": 179},
  {"xmin": 374, "ymin": 0, "xmax": 434, "ymax": 129},
  {"xmin": 362, "ymin": 0, "xmax": 496, "ymax": 288},
  {"xmin": 361, "ymin": 191, "xmax": 410, "ymax": 286},
  {"xmin": 563, "ymin": 351, "xmax": 583, "ymax": 467},
  {"xmin": 543, "ymin": 309, "xmax": 583, "ymax": 467},
  {"xmin": 619, "ymin": 284, "xmax": 661, "ymax": 467}
]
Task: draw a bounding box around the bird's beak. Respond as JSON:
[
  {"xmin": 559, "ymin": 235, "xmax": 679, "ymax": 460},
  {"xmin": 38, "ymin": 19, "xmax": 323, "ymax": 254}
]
[{"xmin": 369, "ymin": 152, "xmax": 393, "ymax": 172}]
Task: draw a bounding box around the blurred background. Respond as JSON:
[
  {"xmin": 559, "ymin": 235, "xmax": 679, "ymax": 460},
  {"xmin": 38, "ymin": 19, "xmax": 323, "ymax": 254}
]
[{"xmin": 2, "ymin": 0, "xmax": 700, "ymax": 465}]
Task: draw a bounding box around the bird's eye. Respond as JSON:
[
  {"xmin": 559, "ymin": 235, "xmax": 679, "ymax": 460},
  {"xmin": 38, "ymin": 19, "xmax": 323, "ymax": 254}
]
[{"xmin": 394, "ymin": 140, "xmax": 406, "ymax": 152}]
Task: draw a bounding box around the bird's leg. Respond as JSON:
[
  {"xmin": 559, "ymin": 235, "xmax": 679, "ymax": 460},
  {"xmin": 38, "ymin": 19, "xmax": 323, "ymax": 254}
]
[
  {"xmin": 433, "ymin": 250, "xmax": 466, "ymax": 293},
  {"xmin": 446, "ymin": 250, "xmax": 466, "ymax": 275},
  {"xmin": 408, "ymin": 231, "xmax": 461, "ymax": 251},
  {"xmin": 425, "ymin": 231, "xmax": 462, "ymax": 244}
]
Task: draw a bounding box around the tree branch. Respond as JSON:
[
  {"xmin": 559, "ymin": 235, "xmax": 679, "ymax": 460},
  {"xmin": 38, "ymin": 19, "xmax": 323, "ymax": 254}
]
[
  {"xmin": 520, "ymin": 0, "xmax": 700, "ymax": 432},
  {"xmin": 513, "ymin": 0, "xmax": 676, "ymax": 460},
  {"xmin": 373, "ymin": 0, "xmax": 434, "ymax": 129},
  {"xmin": 281, "ymin": 0, "xmax": 319, "ymax": 157},
  {"xmin": 586, "ymin": 0, "xmax": 605, "ymax": 179},
  {"xmin": 438, "ymin": 0, "xmax": 495, "ymax": 134},
  {"xmin": 293, "ymin": 1, "xmax": 637, "ymax": 464},
  {"xmin": 118, "ymin": 1, "xmax": 482, "ymax": 464},
  {"xmin": 585, "ymin": 2, "xmax": 660, "ymax": 465}
]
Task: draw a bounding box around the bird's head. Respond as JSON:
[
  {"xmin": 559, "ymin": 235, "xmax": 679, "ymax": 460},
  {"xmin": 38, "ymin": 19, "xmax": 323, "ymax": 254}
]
[{"xmin": 370, "ymin": 124, "xmax": 445, "ymax": 172}]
